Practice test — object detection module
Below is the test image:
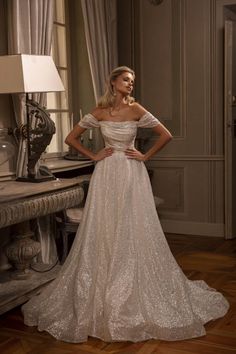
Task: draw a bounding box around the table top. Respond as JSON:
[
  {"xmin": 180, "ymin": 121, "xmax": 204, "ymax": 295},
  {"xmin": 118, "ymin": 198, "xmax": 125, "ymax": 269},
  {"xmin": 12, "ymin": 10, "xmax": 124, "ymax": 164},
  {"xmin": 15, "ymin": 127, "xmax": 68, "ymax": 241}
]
[
  {"xmin": 0, "ymin": 175, "xmax": 92, "ymax": 228},
  {"xmin": 0, "ymin": 175, "xmax": 91, "ymax": 203}
]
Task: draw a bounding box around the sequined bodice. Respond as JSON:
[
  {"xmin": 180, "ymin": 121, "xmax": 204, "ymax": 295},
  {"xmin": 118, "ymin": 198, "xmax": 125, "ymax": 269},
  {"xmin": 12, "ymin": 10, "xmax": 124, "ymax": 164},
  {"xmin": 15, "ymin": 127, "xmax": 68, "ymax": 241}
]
[
  {"xmin": 77, "ymin": 112, "xmax": 161, "ymax": 152},
  {"xmin": 100, "ymin": 121, "xmax": 137, "ymax": 151}
]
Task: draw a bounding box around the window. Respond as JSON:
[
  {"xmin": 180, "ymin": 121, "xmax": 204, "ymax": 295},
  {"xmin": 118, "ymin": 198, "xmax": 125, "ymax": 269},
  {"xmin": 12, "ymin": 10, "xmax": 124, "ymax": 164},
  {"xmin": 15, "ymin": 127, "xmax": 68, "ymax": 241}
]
[{"xmin": 46, "ymin": 0, "xmax": 71, "ymax": 155}]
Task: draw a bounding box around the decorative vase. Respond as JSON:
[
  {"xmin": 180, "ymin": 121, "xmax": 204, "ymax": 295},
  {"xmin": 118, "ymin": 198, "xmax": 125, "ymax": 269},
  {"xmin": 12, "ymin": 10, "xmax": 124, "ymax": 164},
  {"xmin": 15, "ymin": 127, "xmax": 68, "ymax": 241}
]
[{"xmin": 5, "ymin": 222, "xmax": 41, "ymax": 279}]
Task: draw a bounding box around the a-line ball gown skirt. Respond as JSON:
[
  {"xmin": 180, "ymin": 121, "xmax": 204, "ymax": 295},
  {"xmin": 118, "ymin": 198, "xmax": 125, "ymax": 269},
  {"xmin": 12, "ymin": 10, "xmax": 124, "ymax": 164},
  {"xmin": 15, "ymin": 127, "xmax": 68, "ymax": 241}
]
[{"xmin": 22, "ymin": 113, "xmax": 229, "ymax": 343}]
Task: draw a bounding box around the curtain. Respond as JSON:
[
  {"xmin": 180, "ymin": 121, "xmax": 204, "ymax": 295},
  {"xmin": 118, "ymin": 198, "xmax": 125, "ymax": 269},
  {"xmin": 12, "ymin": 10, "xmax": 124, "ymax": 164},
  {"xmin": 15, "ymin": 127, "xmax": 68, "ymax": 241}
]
[
  {"xmin": 7, "ymin": 0, "xmax": 57, "ymax": 265},
  {"xmin": 81, "ymin": 0, "xmax": 118, "ymax": 150},
  {"xmin": 7, "ymin": 0, "xmax": 54, "ymax": 178},
  {"xmin": 81, "ymin": 0, "xmax": 117, "ymax": 102}
]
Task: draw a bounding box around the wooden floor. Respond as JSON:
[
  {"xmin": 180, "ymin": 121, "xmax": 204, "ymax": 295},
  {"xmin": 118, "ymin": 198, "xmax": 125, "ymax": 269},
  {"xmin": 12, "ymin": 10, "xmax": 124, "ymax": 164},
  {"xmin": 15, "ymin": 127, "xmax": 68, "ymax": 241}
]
[{"xmin": 0, "ymin": 234, "xmax": 236, "ymax": 354}]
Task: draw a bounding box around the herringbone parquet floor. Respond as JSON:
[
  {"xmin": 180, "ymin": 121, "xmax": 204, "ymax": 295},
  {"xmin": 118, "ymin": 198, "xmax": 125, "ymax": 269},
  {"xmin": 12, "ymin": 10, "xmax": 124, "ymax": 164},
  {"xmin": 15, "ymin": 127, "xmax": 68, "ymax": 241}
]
[{"xmin": 0, "ymin": 234, "xmax": 235, "ymax": 354}]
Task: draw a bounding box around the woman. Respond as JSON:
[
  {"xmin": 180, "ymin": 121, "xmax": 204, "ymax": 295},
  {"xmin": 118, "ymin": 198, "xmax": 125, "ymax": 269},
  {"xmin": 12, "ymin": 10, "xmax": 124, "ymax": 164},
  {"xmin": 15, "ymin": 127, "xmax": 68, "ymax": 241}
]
[{"xmin": 22, "ymin": 66, "xmax": 229, "ymax": 343}]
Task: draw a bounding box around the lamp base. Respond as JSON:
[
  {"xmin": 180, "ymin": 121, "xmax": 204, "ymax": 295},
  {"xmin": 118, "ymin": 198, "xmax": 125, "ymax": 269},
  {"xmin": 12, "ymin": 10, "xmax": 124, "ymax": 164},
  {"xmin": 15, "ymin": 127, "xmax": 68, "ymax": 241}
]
[
  {"xmin": 16, "ymin": 175, "xmax": 56, "ymax": 183},
  {"xmin": 16, "ymin": 165, "xmax": 56, "ymax": 183}
]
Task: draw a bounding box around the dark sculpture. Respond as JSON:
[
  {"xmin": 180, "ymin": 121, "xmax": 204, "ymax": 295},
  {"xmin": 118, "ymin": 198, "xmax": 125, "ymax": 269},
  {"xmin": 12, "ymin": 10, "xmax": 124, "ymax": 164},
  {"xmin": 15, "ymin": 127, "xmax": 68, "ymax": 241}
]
[{"xmin": 17, "ymin": 98, "xmax": 56, "ymax": 182}]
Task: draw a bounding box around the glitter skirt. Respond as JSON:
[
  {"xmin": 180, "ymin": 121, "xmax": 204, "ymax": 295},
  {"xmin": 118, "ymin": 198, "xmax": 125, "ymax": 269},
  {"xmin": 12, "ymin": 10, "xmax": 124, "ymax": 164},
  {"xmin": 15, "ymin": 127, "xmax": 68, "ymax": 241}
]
[{"xmin": 22, "ymin": 152, "xmax": 229, "ymax": 343}]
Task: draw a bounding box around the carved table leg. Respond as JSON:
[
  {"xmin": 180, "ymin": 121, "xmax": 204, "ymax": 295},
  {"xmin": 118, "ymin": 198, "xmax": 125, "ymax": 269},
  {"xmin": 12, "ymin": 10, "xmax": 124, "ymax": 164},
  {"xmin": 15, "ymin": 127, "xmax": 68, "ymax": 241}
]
[{"xmin": 4, "ymin": 221, "xmax": 41, "ymax": 280}]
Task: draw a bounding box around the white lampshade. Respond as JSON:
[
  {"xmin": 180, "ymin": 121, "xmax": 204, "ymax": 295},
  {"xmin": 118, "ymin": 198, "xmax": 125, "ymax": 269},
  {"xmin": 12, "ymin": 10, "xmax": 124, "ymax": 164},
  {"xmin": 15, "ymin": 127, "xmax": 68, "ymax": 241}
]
[{"xmin": 0, "ymin": 54, "xmax": 64, "ymax": 93}]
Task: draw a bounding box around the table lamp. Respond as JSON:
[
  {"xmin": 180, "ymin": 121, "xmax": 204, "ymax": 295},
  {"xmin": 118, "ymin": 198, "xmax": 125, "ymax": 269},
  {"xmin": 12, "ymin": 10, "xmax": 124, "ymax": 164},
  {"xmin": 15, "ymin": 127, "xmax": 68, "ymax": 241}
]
[{"xmin": 0, "ymin": 54, "xmax": 64, "ymax": 182}]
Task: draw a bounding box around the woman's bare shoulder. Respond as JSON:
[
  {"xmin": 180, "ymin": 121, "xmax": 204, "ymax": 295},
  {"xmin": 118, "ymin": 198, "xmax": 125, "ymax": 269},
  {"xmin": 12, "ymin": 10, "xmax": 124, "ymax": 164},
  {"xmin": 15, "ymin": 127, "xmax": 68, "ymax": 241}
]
[
  {"xmin": 90, "ymin": 107, "xmax": 107, "ymax": 121},
  {"xmin": 130, "ymin": 102, "xmax": 147, "ymax": 118}
]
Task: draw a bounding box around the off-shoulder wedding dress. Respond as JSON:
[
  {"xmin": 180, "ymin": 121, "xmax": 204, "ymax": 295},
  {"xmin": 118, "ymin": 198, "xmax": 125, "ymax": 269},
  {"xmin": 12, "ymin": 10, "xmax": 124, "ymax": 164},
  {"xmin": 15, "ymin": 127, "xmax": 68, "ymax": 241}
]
[{"xmin": 22, "ymin": 112, "xmax": 229, "ymax": 343}]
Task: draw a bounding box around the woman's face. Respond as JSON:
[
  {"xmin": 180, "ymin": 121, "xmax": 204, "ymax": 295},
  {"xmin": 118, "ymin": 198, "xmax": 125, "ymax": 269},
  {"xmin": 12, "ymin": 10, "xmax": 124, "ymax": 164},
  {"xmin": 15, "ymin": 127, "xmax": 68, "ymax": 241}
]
[{"xmin": 112, "ymin": 71, "xmax": 134, "ymax": 96}]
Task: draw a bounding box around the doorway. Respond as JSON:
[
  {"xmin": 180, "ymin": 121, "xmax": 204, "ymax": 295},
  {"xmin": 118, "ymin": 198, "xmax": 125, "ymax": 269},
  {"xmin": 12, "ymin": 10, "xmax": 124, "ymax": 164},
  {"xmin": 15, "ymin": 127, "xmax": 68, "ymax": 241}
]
[{"xmin": 224, "ymin": 7, "xmax": 236, "ymax": 239}]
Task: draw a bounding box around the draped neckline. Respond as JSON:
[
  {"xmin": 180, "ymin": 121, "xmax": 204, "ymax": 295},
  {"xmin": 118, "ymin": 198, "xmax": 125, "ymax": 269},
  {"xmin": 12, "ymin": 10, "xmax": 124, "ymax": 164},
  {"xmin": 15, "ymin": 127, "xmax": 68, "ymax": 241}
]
[{"xmin": 87, "ymin": 112, "xmax": 150, "ymax": 124}]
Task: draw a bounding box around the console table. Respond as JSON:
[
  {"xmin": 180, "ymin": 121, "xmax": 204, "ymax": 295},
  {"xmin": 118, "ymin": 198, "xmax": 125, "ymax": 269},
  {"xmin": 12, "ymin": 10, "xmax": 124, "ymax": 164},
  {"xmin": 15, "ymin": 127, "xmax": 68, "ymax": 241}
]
[
  {"xmin": 0, "ymin": 177, "xmax": 88, "ymax": 228},
  {"xmin": 0, "ymin": 176, "xmax": 90, "ymax": 315}
]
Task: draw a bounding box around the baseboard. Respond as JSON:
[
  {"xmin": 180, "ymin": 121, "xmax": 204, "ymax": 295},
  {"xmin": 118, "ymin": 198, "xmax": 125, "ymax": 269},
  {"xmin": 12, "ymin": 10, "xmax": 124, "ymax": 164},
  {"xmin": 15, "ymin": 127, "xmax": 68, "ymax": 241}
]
[{"xmin": 160, "ymin": 219, "xmax": 224, "ymax": 237}]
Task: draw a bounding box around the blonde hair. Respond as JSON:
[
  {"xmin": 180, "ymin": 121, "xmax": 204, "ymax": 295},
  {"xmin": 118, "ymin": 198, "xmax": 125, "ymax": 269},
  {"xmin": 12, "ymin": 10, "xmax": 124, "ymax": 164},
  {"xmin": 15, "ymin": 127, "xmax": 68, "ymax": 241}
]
[{"xmin": 97, "ymin": 66, "xmax": 135, "ymax": 108}]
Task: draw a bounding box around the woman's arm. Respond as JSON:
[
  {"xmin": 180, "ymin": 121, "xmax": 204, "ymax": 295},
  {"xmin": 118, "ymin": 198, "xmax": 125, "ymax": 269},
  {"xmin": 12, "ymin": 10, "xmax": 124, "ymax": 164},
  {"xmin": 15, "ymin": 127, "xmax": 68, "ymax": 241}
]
[
  {"xmin": 125, "ymin": 102, "xmax": 173, "ymax": 161},
  {"xmin": 144, "ymin": 123, "xmax": 172, "ymax": 160},
  {"xmin": 65, "ymin": 124, "xmax": 113, "ymax": 161},
  {"xmin": 125, "ymin": 123, "xmax": 172, "ymax": 161}
]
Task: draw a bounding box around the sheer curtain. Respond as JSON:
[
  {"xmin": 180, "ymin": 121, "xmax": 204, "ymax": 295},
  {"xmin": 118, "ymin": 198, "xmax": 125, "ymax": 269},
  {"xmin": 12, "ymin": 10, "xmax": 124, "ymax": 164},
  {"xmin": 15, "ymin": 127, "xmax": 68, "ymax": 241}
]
[
  {"xmin": 7, "ymin": 0, "xmax": 57, "ymax": 264},
  {"xmin": 81, "ymin": 0, "xmax": 118, "ymax": 150},
  {"xmin": 7, "ymin": 0, "xmax": 54, "ymax": 178}
]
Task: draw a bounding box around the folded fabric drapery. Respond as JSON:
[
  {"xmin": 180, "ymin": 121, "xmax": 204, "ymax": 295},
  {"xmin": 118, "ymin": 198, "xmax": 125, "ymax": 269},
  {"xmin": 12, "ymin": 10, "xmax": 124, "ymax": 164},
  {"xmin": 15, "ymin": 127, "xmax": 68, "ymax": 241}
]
[
  {"xmin": 7, "ymin": 0, "xmax": 54, "ymax": 178},
  {"xmin": 6, "ymin": 0, "xmax": 57, "ymax": 265},
  {"xmin": 81, "ymin": 0, "xmax": 118, "ymax": 152}
]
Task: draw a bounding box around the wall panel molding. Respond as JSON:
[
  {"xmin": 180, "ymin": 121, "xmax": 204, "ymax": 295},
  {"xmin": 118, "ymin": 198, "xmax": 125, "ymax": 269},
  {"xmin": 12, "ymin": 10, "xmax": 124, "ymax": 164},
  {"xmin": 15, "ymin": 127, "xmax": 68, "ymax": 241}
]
[
  {"xmin": 161, "ymin": 219, "xmax": 224, "ymax": 237},
  {"xmin": 148, "ymin": 154, "xmax": 224, "ymax": 161},
  {"xmin": 170, "ymin": 0, "xmax": 187, "ymax": 139},
  {"xmin": 151, "ymin": 166, "xmax": 185, "ymax": 213},
  {"xmin": 203, "ymin": 0, "xmax": 217, "ymax": 155}
]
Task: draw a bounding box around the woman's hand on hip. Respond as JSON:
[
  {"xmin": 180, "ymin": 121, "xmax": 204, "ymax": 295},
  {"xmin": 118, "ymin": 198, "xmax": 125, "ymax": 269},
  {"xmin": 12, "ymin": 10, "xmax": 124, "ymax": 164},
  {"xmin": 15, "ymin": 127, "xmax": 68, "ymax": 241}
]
[
  {"xmin": 125, "ymin": 148, "xmax": 146, "ymax": 161},
  {"xmin": 92, "ymin": 147, "xmax": 113, "ymax": 161}
]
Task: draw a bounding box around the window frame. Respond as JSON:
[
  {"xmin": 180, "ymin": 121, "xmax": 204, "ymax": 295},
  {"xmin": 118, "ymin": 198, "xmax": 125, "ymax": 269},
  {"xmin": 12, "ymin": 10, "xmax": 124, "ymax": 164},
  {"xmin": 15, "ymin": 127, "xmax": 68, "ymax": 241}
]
[{"xmin": 43, "ymin": 0, "xmax": 72, "ymax": 160}]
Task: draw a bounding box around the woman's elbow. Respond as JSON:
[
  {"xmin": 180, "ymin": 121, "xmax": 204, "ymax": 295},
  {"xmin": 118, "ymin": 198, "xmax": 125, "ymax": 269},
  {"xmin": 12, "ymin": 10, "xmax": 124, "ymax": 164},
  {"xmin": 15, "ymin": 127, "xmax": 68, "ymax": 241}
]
[
  {"xmin": 165, "ymin": 131, "xmax": 173, "ymax": 142},
  {"xmin": 64, "ymin": 135, "xmax": 71, "ymax": 146}
]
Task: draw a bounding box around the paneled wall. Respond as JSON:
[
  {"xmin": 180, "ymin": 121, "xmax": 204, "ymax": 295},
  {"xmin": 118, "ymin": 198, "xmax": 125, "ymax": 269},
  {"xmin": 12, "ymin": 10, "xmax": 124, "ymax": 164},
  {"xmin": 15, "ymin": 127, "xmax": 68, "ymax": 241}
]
[
  {"xmin": 118, "ymin": 0, "xmax": 236, "ymax": 237},
  {"xmin": 143, "ymin": 0, "xmax": 223, "ymax": 236}
]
